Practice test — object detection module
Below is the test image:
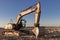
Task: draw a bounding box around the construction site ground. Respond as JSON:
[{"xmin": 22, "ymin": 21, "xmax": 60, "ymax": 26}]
[{"xmin": 0, "ymin": 26, "xmax": 60, "ymax": 40}]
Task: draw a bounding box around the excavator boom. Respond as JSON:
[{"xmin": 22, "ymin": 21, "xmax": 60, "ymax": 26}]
[{"xmin": 15, "ymin": 7, "xmax": 36, "ymax": 24}]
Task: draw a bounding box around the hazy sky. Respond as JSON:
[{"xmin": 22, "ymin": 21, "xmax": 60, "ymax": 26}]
[{"xmin": 0, "ymin": 0, "xmax": 60, "ymax": 27}]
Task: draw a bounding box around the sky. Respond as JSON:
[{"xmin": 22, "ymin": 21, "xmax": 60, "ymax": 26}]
[{"xmin": 0, "ymin": 0, "xmax": 60, "ymax": 27}]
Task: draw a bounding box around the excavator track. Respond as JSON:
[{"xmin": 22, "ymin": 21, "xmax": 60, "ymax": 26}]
[{"xmin": 0, "ymin": 28, "xmax": 36, "ymax": 40}]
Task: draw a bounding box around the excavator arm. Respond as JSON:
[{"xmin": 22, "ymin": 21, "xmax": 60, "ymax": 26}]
[{"xmin": 34, "ymin": 2, "xmax": 40, "ymax": 27}]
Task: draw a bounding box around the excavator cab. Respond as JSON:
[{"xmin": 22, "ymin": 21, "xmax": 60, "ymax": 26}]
[
  {"xmin": 18, "ymin": 19, "xmax": 26, "ymax": 28},
  {"xmin": 14, "ymin": 19, "xmax": 26, "ymax": 30}
]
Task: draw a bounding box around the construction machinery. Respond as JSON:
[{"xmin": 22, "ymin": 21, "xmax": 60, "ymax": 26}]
[{"xmin": 4, "ymin": 2, "xmax": 40, "ymax": 38}]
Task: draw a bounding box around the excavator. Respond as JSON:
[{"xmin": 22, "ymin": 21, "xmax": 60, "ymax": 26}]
[{"xmin": 4, "ymin": 2, "xmax": 40, "ymax": 38}]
